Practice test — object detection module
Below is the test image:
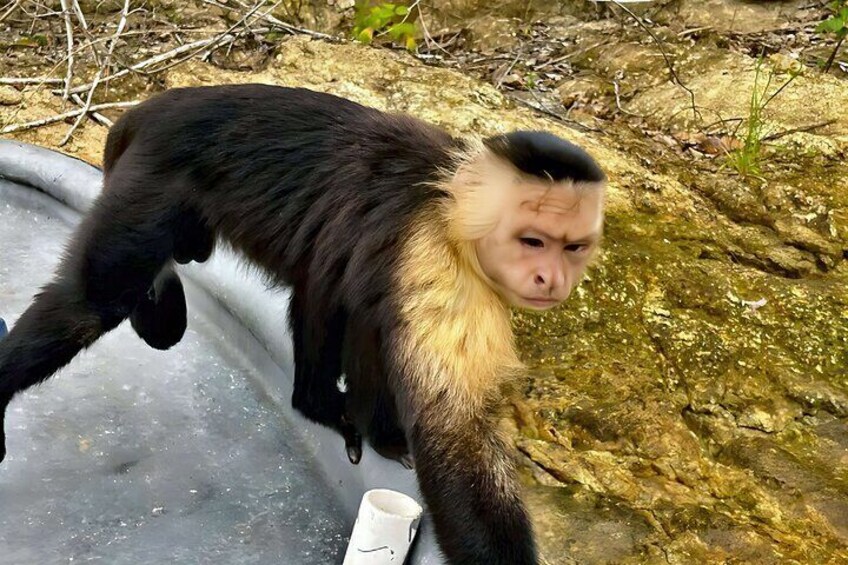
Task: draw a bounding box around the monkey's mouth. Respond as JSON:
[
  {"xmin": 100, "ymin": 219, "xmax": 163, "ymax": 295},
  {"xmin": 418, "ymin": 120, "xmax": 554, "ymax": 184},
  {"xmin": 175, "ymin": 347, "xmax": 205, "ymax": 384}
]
[{"xmin": 521, "ymin": 297, "xmax": 559, "ymax": 309}]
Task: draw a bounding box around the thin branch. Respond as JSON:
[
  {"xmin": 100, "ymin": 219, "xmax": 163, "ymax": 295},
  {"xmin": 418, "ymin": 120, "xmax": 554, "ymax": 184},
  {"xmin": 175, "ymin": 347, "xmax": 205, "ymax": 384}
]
[
  {"xmin": 414, "ymin": 1, "xmax": 448, "ymax": 55},
  {"xmin": 3, "ymin": 31, "xmax": 152, "ymax": 94},
  {"xmin": 70, "ymin": 0, "xmax": 102, "ymax": 67},
  {"xmin": 467, "ymin": 54, "xmax": 518, "ymax": 65},
  {"xmin": 510, "ymin": 94, "xmax": 601, "ymax": 133},
  {"xmin": 823, "ymin": 33, "xmax": 846, "ymax": 73},
  {"xmin": 534, "ymin": 41, "xmax": 609, "ymax": 71},
  {"xmin": 677, "ymin": 26, "xmax": 713, "ymax": 37},
  {"xmin": 220, "ymin": 0, "xmax": 283, "ymax": 59},
  {"xmin": 70, "ymin": 93, "xmax": 112, "ymax": 127},
  {"xmin": 0, "ymin": 77, "xmax": 65, "ymax": 85},
  {"xmin": 1, "ymin": 101, "xmax": 138, "ymax": 135},
  {"xmin": 55, "ymin": 38, "xmax": 222, "ymax": 96},
  {"xmin": 201, "ymin": 0, "xmax": 335, "ymax": 40},
  {"xmin": 761, "ymin": 119, "xmax": 837, "ymax": 142},
  {"xmin": 612, "ymin": 0, "xmax": 702, "ymax": 123},
  {"xmin": 59, "ymin": 0, "xmax": 75, "ymax": 99},
  {"xmin": 495, "ymin": 50, "xmax": 522, "ymax": 89},
  {"xmin": 60, "ymin": 0, "xmax": 130, "ymax": 146},
  {"xmin": 146, "ymin": 0, "xmax": 271, "ymax": 75},
  {"xmin": 701, "ymin": 116, "xmax": 744, "ymax": 132},
  {"xmin": 612, "ymin": 72, "xmax": 644, "ymax": 117},
  {"xmin": 0, "ymin": 0, "xmax": 22, "ymax": 24}
]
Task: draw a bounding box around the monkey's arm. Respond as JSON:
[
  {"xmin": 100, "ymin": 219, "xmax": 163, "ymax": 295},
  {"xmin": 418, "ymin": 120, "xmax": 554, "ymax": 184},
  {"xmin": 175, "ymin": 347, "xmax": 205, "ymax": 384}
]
[
  {"xmin": 409, "ymin": 401, "xmax": 537, "ymax": 564},
  {"xmin": 288, "ymin": 287, "xmax": 362, "ymax": 463},
  {"xmin": 387, "ymin": 211, "xmax": 539, "ymax": 563}
]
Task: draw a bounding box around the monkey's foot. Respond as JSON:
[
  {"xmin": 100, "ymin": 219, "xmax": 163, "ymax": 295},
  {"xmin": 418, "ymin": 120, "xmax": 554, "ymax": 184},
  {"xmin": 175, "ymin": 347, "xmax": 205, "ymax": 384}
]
[
  {"xmin": 130, "ymin": 271, "xmax": 187, "ymax": 350},
  {"xmin": 340, "ymin": 415, "xmax": 362, "ymax": 465},
  {"xmin": 372, "ymin": 441, "xmax": 414, "ymax": 469}
]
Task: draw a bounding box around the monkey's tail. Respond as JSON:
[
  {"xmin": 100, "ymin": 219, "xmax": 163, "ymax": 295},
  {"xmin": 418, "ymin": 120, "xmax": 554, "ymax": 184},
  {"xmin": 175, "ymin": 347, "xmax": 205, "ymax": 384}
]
[{"xmin": 0, "ymin": 279, "xmax": 108, "ymax": 463}]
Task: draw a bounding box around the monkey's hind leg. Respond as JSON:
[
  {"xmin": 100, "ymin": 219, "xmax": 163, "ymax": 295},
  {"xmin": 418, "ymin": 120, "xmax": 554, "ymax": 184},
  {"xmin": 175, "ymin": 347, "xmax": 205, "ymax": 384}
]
[
  {"xmin": 130, "ymin": 210, "xmax": 214, "ymax": 350},
  {"xmin": 173, "ymin": 209, "xmax": 214, "ymax": 265},
  {"xmin": 0, "ymin": 182, "xmax": 180, "ymax": 463},
  {"xmin": 130, "ymin": 266, "xmax": 187, "ymax": 350}
]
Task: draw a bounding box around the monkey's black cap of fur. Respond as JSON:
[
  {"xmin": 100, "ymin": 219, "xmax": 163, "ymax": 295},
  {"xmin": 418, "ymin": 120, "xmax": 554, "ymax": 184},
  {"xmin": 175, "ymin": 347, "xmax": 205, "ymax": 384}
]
[{"xmin": 483, "ymin": 130, "xmax": 606, "ymax": 183}]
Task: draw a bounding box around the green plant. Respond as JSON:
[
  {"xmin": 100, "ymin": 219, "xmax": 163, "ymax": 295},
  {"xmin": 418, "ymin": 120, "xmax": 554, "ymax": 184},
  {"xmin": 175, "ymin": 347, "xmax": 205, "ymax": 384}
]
[
  {"xmin": 816, "ymin": 1, "xmax": 848, "ymax": 72},
  {"xmin": 726, "ymin": 57, "xmax": 798, "ymax": 177},
  {"xmin": 352, "ymin": 1, "xmax": 417, "ymax": 51}
]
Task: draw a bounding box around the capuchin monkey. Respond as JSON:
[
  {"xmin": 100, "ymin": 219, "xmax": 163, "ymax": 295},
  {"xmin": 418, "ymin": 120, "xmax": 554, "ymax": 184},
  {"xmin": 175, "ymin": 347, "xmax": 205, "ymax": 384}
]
[{"xmin": 0, "ymin": 84, "xmax": 605, "ymax": 564}]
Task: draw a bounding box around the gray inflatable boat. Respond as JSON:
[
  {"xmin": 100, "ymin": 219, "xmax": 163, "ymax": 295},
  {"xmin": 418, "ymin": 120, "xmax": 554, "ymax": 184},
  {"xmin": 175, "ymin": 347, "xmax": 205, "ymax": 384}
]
[{"xmin": 0, "ymin": 140, "xmax": 443, "ymax": 565}]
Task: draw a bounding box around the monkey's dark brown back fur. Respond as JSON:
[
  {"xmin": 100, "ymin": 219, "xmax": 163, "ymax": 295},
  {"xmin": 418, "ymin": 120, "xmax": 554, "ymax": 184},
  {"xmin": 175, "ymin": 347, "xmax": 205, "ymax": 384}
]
[{"xmin": 108, "ymin": 85, "xmax": 457, "ymax": 321}]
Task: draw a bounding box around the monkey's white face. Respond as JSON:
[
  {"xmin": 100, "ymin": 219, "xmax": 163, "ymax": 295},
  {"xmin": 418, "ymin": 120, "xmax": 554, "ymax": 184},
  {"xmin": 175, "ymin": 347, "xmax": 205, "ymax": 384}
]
[{"xmin": 474, "ymin": 182, "xmax": 604, "ymax": 311}]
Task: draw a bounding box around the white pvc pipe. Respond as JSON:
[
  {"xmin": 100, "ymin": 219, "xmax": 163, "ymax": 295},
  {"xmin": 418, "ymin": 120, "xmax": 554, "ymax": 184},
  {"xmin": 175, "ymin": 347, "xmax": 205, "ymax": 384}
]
[{"xmin": 343, "ymin": 489, "xmax": 424, "ymax": 565}]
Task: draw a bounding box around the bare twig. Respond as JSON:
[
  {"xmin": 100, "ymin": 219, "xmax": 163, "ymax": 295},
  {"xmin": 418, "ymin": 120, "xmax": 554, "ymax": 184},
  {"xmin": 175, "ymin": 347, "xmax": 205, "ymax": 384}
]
[
  {"xmin": 69, "ymin": 0, "xmax": 86, "ymax": 27},
  {"xmin": 414, "ymin": 1, "xmax": 449, "ymax": 55},
  {"xmin": 823, "ymin": 34, "xmax": 846, "ymax": 73},
  {"xmin": 495, "ymin": 50, "xmax": 522, "ymax": 89},
  {"xmin": 70, "ymin": 0, "xmax": 102, "ymax": 67},
  {"xmin": 0, "ymin": 0, "xmax": 22, "ymax": 24},
  {"xmin": 149, "ymin": 0, "xmax": 271, "ymax": 74},
  {"xmin": 222, "ymin": 2, "xmax": 283, "ymax": 59},
  {"xmin": 467, "ymin": 55, "xmax": 518, "ymax": 65},
  {"xmin": 226, "ymin": 0, "xmax": 336, "ymax": 40},
  {"xmin": 2, "ymin": 30, "xmax": 154, "ymax": 93},
  {"xmin": 70, "ymin": 93, "xmax": 112, "ymax": 127},
  {"xmin": 534, "ymin": 41, "xmax": 609, "ymax": 70},
  {"xmin": 612, "ymin": 71, "xmax": 644, "ymax": 117},
  {"xmin": 55, "ymin": 38, "xmax": 223, "ymax": 96},
  {"xmin": 510, "ymin": 94, "xmax": 600, "ymax": 133},
  {"xmin": 60, "ymin": 0, "xmax": 130, "ymax": 145},
  {"xmin": 701, "ymin": 116, "xmax": 744, "ymax": 132},
  {"xmin": 612, "ymin": 1, "xmax": 702, "ymax": 123},
  {"xmin": 0, "ymin": 77, "xmax": 65, "ymax": 85},
  {"xmin": 761, "ymin": 119, "xmax": 837, "ymax": 141},
  {"xmin": 677, "ymin": 26, "xmax": 713, "ymax": 37},
  {"xmin": 1, "ymin": 101, "xmax": 138, "ymax": 135},
  {"xmin": 59, "ymin": 0, "xmax": 75, "ymax": 99}
]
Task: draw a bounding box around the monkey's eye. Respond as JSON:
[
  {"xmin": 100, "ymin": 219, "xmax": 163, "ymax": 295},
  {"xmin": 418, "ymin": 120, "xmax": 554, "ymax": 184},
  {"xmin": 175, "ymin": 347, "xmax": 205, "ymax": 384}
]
[
  {"xmin": 564, "ymin": 243, "xmax": 588, "ymax": 253},
  {"xmin": 520, "ymin": 237, "xmax": 544, "ymax": 248}
]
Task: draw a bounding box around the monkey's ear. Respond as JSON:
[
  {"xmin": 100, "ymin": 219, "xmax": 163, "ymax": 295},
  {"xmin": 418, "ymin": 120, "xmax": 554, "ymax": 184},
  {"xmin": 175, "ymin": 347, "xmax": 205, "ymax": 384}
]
[{"xmin": 483, "ymin": 131, "xmax": 605, "ymax": 184}]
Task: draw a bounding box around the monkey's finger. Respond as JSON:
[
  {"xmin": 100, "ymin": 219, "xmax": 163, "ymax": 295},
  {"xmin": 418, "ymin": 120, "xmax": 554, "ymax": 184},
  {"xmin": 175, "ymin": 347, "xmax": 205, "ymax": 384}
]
[
  {"xmin": 346, "ymin": 442, "xmax": 362, "ymax": 465},
  {"xmin": 341, "ymin": 420, "xmax": 362, "ymax": 465},
  {"xmin": 397, "ymin": 453, "xmax": 414, "ymax": 470}
]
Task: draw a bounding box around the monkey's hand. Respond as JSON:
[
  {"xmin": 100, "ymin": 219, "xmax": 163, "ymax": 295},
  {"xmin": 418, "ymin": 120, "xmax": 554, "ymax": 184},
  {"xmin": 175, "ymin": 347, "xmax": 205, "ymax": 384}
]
[
  {"xmin": 340, "ymin": 414, "xmax": 362, "ymax": 464},
  {"xmin": 410, "ymin": 410, "xmax": 538, "ymax": 564}
]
